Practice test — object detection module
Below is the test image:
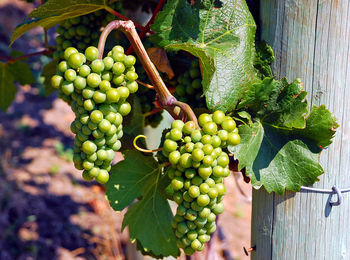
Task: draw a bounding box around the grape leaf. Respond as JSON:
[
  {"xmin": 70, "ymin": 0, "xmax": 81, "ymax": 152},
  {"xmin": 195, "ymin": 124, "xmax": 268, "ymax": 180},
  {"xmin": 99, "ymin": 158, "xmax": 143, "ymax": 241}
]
[
  {"xmin": 229, "ymin": 122, "xmax": 264, "ymax": 171},
  {"xmin": 41, "ymin": 58, "xmax": 59, "ymax": 97},
  {"xmin": 0, "ymin": 63, "xmax": 17, "ymax": 111},
  {"xmin": 7, "ymin": 61, "xmax": 35, "ymax": 85},
  {"xmin": 238, "ymin": 77, "xmax": 308, "ymax": 129},
  {"xmin": 121, "ymin": 153, "xmax": 179, "ymax": 258},
  {"xmin": 229, "ymin": 123, "xmax": 324, "ymax": 194},
  {"xmin": 294, "ymin": 105, "xmax": 339, "ymax": 148},
  {"xmin": 10, "ymin": 0, "xmax": 109, "ymax": 45},
  {"xmin": 106, "ymin": 150, "xmax": 158, "ymax": 211},
  {"xmin": 254, "ymin": 41, "xmax": 274, "ymax": 78},
  {"xmin": 150, "ymin": 0, "xmax": 257, "ymax": 112}
]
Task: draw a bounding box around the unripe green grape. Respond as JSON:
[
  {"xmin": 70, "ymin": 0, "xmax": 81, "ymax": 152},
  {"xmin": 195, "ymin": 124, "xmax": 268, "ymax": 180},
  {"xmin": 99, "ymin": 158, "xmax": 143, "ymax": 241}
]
[
  {"xmin": 93, "ymin": 90, "xmax": 106, "ymax": 103},
  {"xmin": 172, "ymin": 120, "xmax": 184, "ymax": 130},
  {"xmin": 87, "ymin": 152, "xmax": 97, "ymax": 162},
  {"xmin": 68, "ymin": 52, "xmax": 84, "ymax": 69},
  {"xmin": 99, "ymin": 80, "xmax": 111, "ymax": 92},
  {"xmin": 185, "ymin": 209, "xmax": 197, "ymax": 221},
  {"xmin": 94, "ymin": 137, "xmax": 106, "ymax": 147},
  {"xmin": 125, "ymin": 71, "xmax": 138, "ymax": 81},
  {"xmin": 51, "ymin": 75, "xmax": 64, "ymax": 89},
  {"xmin": 81, "ymin": 125, "xmax": 91, "ymax": 135},
  {"xmin": 169, "ymin": 151, "xmax": 181, "ymax": 165},
  {"xmin": 216, "ymin": 183, "xmax": 226, "ymax": 196},
  {"xmin": 211, "ymin": 135, "xmax": 221, "ymax": 148},
  {"xmin": 170, "ymin": 128, "xmax": 182, "ymax": 141},
  {"xmin": 185, "ymin": 169, "xmax": 196, "ymax": 179},
  {"xmin": 118, "ymin": 102, "xmax": 131, "ymax": 116},
  {"xmin": 201, "ymin": 135, "xmax": 212, "ymax": 145},
  {"xmin": 85, "ymin": 46, "xmax": 99, "ymax": 61},
  {"xmin": 217, "ymin": 154, "xmax": 229, "ymax": 167},
  {"xmin": 103, "ymin": 57, "xmax": 114, "ymax": 70},
  {"xmin": 82, "ymin": 87, "xmax": 94, "ymax": 99},
  {"xmin": 126, "ymin": 81, "xmax": 138, "ymax": 93},
  {"xmin": 78, "ymin": 64, "xmax": 91, "ymax": 77},
  {"xmin": 74, "ymin": 76, "xmax": 87, "ymax": 90},
  {"xmin": 163, "ymin": 139, "xmax": 178, "ymax": 153},
  {"xmin": 227, "ymin": 132, "xmax": 241, "ymax": 146},
  {"xmin": 183, "ymin": 121, "xmax": 196, "ymax": 135},
  {"xmin": 202, "ymin": 144, "xmax": 214, "ymax": 155},
  {"xmin": 62, "ymin": 82, "xmax": 74, "ymax": 95},
  {"xmin": 198, "ymin": 113, "xmax": 212, "ymax": 127},
  {"xmin": 212, "ymin": 110, "xmax": 225, "ymax": 124},
  {"xmin": 188, "ymin": 186, "xmax": 200, "ymax": 198},
  {"xmin": 185, "ymin": 142, "xmax": 194, "ymax": 153},
  {"xmin": 87, "ymin": 73, "xmax": 101, "ymax": 88},
  {"xmin": 112, "ymin": 140, "xmax": 121, "ymax": 151},
  {"xmin": 102, "ymin": 71, "xmax": 113, "ymax": 81},
  {"xmin": 64, "ymin": 69, "xmax": 77, "ymax": 81},
  {"xmin": 183, "ymin": 191, "xmax": 194, "ymax": 202},
  {"xmin": 112, "ymin": 51, "xmax": 125, "ymax": 62},
  {"xmin": 179, "ymin": 153, "xmax": 192, "ymax": 168},
  {"xmin": 124, "ymin": 55, "xmax": 136, "ymax": 67},
  {"xmin": 64, "ymin": 47, "xmax": 78, "ymax": 60},
  {"xmin": 58, "ymin": 61, "xmax": 69, "ymax": 73},
  {"xmin": 90, "ymin": 110, "xmax": 103, "ymax": 124},
  {"xmin": 197, "ymin": 194, "xmax": 210, "ymax": 206},
  {"xmin": 91, "ymin": 59, "xmax": 105, "ymax": 73},
  {"xmin": 98, "ymin": 119, "xmax": 111, "ymax": 133},
  {"xmin": 184, "ymin": 136, "xmax": 192, "ymax": 143},
  {"xmin": 113, "ymin": 75, "xmax": 124, "ymax": 85},
  {"xmin": 83, "ymin": 160, "xmax": 94, "ymax": 170},
  {"xmin": 190, "ymin": 130, "xmax": 202, "ymax": 143},
  {"xmin": 177, "ymin": 222, "xmax": 189, "ymax": 234},
  {"xmin": 96, "ymin": 169, "xmax": 109, "ymax": 184},
  {"xmin": 82, "ymin": 170, "xmax": 94, "ymax": 181},
  {"xmin": 82, "ymin": 140, "xmax": 97, "ymax": 155},
  {"xmin": 221, "ymin": 119, "xmax": 236, "ymax": 132}
]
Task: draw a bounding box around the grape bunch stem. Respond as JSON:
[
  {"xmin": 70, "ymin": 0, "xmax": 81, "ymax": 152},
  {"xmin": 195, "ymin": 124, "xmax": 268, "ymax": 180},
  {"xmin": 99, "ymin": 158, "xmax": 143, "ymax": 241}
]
[{"xmin": 97, "ymin": 20, "xmax": 200, "ymax": 128}]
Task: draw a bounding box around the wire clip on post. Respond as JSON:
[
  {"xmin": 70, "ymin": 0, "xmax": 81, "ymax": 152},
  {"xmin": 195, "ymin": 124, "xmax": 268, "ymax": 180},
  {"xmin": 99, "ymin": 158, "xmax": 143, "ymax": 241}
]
[{"xmin": 300, "ymin": 185, "xmax": 350, "ymax": 207}]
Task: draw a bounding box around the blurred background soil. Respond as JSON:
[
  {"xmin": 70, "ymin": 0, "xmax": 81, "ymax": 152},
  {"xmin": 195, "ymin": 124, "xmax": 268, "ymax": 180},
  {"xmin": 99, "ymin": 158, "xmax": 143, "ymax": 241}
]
[{"xmin": 0, "ymin": 1, "xmax": 252, "ymax": 259}]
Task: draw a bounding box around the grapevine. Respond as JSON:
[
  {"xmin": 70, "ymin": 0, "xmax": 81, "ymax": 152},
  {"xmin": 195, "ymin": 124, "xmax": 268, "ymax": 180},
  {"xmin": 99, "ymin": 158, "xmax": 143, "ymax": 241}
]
[{"xmin": 3, "ymin": 0, "xmax": 340, "ymax": 258}]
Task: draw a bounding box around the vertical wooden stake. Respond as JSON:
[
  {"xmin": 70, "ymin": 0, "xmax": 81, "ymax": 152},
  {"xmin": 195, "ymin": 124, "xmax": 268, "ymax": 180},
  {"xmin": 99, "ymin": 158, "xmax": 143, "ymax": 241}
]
[{"xmin": 252, "ymin": 0, "xmax": 350, "ymax": 259}]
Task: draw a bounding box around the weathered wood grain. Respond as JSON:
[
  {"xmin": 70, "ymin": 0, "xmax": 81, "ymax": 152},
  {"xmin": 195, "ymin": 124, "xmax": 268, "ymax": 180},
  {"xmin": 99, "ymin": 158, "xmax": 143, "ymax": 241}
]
[{"xmin": 252, "ymin": 1, "xmax": 350, "ymax": 259}]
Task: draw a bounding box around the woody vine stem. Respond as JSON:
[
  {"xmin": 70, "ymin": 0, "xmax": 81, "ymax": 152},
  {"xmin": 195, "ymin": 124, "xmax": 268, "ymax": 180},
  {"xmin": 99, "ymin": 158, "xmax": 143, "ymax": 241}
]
[{"xmin": 97, "ymin": 20, "xmax": 200, "ymax": 128}]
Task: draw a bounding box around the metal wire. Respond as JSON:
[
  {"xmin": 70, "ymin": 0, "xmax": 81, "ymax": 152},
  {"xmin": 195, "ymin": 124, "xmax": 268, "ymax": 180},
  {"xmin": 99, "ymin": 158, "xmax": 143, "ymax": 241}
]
[
  {"xmin": 300, "ymin": 185, "xmax": 350, "ymax": 207},
  {"xmin": 300, "ymin": 186, "xmax": 350, "ymax": 193}
]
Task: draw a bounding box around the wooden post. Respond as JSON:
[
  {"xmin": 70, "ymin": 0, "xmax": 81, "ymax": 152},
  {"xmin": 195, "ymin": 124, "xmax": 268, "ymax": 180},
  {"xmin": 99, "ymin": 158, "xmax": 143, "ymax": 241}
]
[{"xmin": 251, "ymin": 1, "xmax": 350, "ymax": 259}]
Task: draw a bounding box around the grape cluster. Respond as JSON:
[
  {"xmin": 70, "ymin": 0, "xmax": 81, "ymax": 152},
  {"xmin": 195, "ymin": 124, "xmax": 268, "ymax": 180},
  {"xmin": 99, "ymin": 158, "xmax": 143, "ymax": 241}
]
[
  {"xmin": 54, "ymin": 2, "xmax": 122, "ymax": 60},
  {"xmin": 162, "ymin": 111, "xmax": 241, "ymax": 255},
  {"xmin": 51, "ymin": 45, "xmax": 138, "ymax": 184},
  {"xmin": 175, "ymin": 60, "xmax": 206, "ymax": 109}
]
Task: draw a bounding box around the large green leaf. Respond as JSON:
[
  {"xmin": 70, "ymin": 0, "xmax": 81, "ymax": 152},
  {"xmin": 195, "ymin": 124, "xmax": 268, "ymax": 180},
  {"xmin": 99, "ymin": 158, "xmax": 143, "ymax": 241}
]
[
  {"xmin": 106, "ymin": 150, "xmax": 158, "ymax": 211},
  {"xmin": 7, "ymin": 61, "xmax": 35, "ymax": 85},
  {"xmin": 151, "ymin": 0, "xmax": 257, "ymax": 112},
  {"xmin": 121, "ymin": 155, "xmax": 179, "ymax": 258},
  {"xmin": 10, "ymin": 0, "xmax": 109, "ymax": 45},
  {"xmin": 230, "ymin": 123, "xmax": 324, "ymax": 194},
  {"xmin": 0, "ymin": 63, "xmax": 17, "ymax": 111},
  {"xmin": 249, "ymin": 126, "xmax": 323, "ymax": 194},
  {"xmin": 238, "ymin": 77, "xmax": 308, "ymax": 129},
  {"xmin": 295, "ymin": 105, "xmax": 339, "ymax": 148}
]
